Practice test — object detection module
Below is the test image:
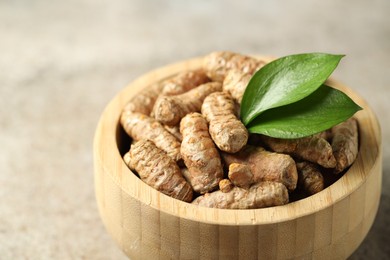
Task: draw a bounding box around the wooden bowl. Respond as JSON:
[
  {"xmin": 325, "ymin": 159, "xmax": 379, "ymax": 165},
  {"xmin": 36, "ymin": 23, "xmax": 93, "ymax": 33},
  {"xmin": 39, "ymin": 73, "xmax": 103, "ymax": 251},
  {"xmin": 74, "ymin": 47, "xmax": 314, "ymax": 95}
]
[{"xmin": 93, "ymin": 56, "xmax": 382, "ymax": 259}]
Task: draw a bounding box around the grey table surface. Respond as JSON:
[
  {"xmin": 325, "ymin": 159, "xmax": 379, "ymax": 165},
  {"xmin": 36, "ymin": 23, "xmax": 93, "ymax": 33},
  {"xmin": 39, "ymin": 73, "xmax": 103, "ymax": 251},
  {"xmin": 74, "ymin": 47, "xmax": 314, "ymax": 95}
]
[{"xmin": 1, "ymin": 0, "xmax": 389, "ymax": 259}]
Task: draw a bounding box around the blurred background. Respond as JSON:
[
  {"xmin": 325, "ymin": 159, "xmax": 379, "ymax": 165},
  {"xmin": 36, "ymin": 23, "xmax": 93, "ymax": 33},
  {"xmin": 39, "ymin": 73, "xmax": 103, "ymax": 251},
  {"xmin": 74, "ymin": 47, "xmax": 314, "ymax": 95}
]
[{"xmin": 0, "ymin": 0, "xmax": 389, "ymax": 259}]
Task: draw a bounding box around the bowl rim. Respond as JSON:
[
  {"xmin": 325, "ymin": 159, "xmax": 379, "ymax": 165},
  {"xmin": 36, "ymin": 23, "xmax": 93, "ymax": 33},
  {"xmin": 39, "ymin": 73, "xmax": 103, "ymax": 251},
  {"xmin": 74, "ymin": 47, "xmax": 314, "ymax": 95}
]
[{"xmin": 94, "ymin": 55, "xmax": 382, "ymax": 225}]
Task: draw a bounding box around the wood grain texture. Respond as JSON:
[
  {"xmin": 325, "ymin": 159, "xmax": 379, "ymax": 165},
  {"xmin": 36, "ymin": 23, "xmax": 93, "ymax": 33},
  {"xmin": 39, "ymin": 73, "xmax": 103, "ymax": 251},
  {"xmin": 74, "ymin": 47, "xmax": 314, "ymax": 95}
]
[{"xmin": 94, "ymin": 56, "xmax": 382, "ymax": 259}]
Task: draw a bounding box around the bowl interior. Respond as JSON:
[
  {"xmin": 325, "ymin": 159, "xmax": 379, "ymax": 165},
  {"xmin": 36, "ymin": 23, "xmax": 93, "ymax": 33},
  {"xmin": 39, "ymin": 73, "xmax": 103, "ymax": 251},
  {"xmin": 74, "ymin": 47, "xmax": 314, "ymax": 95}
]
[{"xmin": 103, "ymin": 56, "xmax": 381, "ymax": 226}]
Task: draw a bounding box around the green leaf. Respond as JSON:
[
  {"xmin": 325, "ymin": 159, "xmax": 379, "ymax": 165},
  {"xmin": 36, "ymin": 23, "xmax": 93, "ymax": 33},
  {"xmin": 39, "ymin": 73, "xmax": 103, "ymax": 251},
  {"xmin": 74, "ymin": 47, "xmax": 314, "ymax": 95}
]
[
  {"xmin": 240, "ymin": 53, "xmax": 344, "ymax": 125},
  {"xmin": 247, "ymin": 85, "xmax": 362, "ymax": 139}
]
